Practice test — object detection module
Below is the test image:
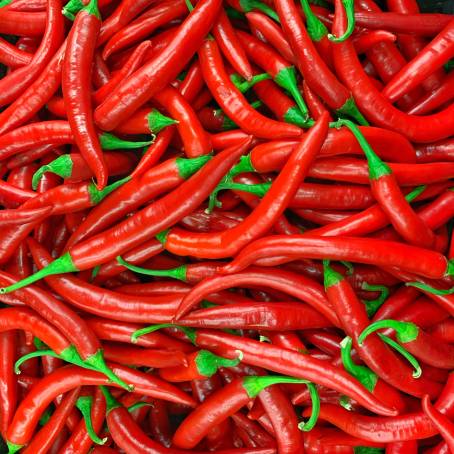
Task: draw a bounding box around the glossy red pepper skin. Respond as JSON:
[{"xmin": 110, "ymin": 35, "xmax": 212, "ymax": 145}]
[
  {"xmin": 332, "ymin": 3, "xmax": 454, "ymax": 142},
  {"xmin": 422, "ymin": 395, "xmax": 454, "ymax": 453},
  {"xmin": 194, "ymin": 330, "xmax": 397, "ymax": 416},
  {"xmin": 94, "ymin": 0, "xmax": 222, "ymax": 130},
  {"xmin": 102, "ymin": 0, "xmax": 188, "ymax": 59},
  {"xmin": 163, "ymin": 114, "xmax": 327, "ymax": 258},
  {"xmin": 0, "ymin": 10, "xmax": 46, "ymax": 36},
  {"xmin": 154, "ymin": 86, "xmax": 212, "ymax": 157},
  {"xmin": 382, "ymin": 19, "xmax": 454, "ymax": 102},
  {"xmin": 0, "ymin": 332, "xmax": 16, "ymax": 438},
  {"xmin": 63, "ymin": 0, "xmax": 107, "ymax": 190},
  {"xmin": 198, "ymin": 38, "xmax": 302, "ymax": 139},
  {"xmin": 7, "ymin": 364, "xmax": 195, "ymax": 447},
  {"xmin": 0, "ymin": 37, "xmax": 32, "ymax": 67},
  {"xmin": 0, "ymin": 0, "xmax": 63, "ymax": 107}
]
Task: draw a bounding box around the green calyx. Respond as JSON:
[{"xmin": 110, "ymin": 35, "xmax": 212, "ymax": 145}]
[
  {"xmin": 176, "ymin": 155, "xmax": 212, "ymax": 180},
  {"xmin": 99, "ymin": 133, "xmax": 153, "ymax": 150},
  {"xmin": 155, "ymin": 229, "xmax": 169, "ymax": 245},
  {"xmin": 330, "ymin": 118, "xmax": 391, "ymax": 179},
  {"xmin": 275, "ymin": 67, "xmax": 309, "ymax": 120},
  {"xmin": 131, "ymin": 323, "xmax": 197, "ymax": 345},
  {"xmin": 231, "ymin": 72, "xmax": 271, "ymax": 93},
  {"xmin": 361, "ymin": 282, "xmax": 389, "ymax": 318},
  {"xmin": 323, "ymin": 259, "xmax": 344, "ymax": 289},
  {"xmin": 239, "ymin": 0, "xmax": 280, "ymax": 22},
  {"xmin": 116, "ymin": 256, "xmax": 188, "ymax": 282},
  {"xmin": 340, "ymin": 337, "xmax": 377, "ymax": 392},
  {"xmin": 359, "ymin": 319, "xmax": 419, "ymax": 345},
  {"xmin": 297, "ymin": 382, "xmax": 320, "ymax": 431},
  {"xmin": 88, "ymin": 175, "xmax": 131, "ymax": 206},
  {"xmin": 226, "ymin": 6, "xmax": 245, "ymax": 20},
  {"xmin": 336, "ymin": 97, "xmax": 369, "ymax": 126},
  {"xmin": 300, "ymin": 0, "xmax": 328, "ymax": 42},
  {"xmin": 32, "ymin": 154, "xmax": 73, "ymax": 190},
  {"xmin": 328, "ymin": 0, "xmax": 355, "ymax": 42},
  {"xmin": 91, "ymin": 265, "xmax": 100, "ymax": 281},
  {"xmin": 76, "ymin": 395, "xmax": 107, "ymax": 445},
  {"xmin": 84, "ymin": 349, "xmax": 133, "ymax": 391},
  {"xmin": 99, "ymin": 386, "xmax": 121, "ymax": 414},
  {"xmin": 148, "ymin": 109, "xmax": 178, "ymax": 134},
  {"xmin": 83, "ymin": 0, "xmax": 100, "ymax": 18},
  {"xmin": 6, "ymin": 442, "xmax": 22, "ymax": 454},
  {"xmin": 354, "ymin": 447, "xmax": 385, "ymax": 454},
  {"xmin": 195, "ymin": 350, "xmax": 243, "ymax": 377},
  {"xmin": 284, "ymin": 106, "xmax": 315, "ymax": 128},
  {"xmin": 0, "ymin": 252, "xmax": 78, "ymax": 293},
  {"xmin": 379, "ymin": 334, "xmax": 421, "ymax": 379},
  {"xmin": 206, "ymin": 154, "xmax": 255, "ymax": 213},
  {"xmin": 406, "ymin": 281, "xmax": 454, "ymax": 295},
  {"xmin": 62, "ymin": 0, "xmax": 84, "ymax": 20}
]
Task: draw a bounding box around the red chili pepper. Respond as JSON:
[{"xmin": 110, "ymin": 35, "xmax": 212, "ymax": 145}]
[
  {"xmin": 0, "ymin": 0, "xmax": 63, "ymax": 108},
  {"xmin": 422, "ymin": 395, "xmax": 454, "ymax": 453},
  {"xmin": 191, "ymin": 329, "xmax": 397, "ymax": 416},
  {"xmin": 323, "ymin": 261, "xmax": 439, "ymax": 401},
  {"xmin": 63, "ymin": 0, "xmax": 107, "ymax": 190},
  {"xmin": 213, "ymin": 9, "xmax": 253, "ymax": 81},
  {"xmin": 94, "ymin": 0, "xmax": 222, "ymax": 130},
  {"xmin": 162, "ymin": 113, "xmax": 327, "ymax": 259},
  {"xmin": 59, "ymin": 387, "xmax": 106, "ymax": 454},
  {"xmin": 0, "ymin": 332, "xmax": 16, "ymax": 438},
  {"xmin": 0, "ymin": 10, "xmax": 46, "ymax": 36},
  {"xmin": 22, "ymin": 387, "xmax": 80, "ymax": 454},
  {"xmin": 382, "ymin": 19, "xmax": 454, "ymax": 102},
  {"xmin": 353, "ymin": 11, "xmax": 453, "ymax": 37},
  {"xmin": 353, "ymin": 30, "xmax": 397, "ymax": 54},
  {"xmin": 0, "ymin": 139, "xmax": 251, "ymax": 292},
  {"xmin": 0, "ymin": 36, "xmax": 32, "ymax": 68},
  {"xmin": 221, "ymin": 235, "xmax": 454, "ymax": 280},
  {"xmin": 102, "ymin": 0, "xmax": 188, "ymax": 60},
  {"xmin": 65, "ymin": 154, "xmax": 211, "ymax": 248},
  {"xmin": 331, "ymin": 3, "xmax": 454, "ymax": 143},
  {"xmin": 199, "ymin": 38, "xmax": 303, "ymax": 139}
]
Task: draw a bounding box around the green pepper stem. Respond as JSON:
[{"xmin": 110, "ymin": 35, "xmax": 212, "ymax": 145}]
[
  {"xmin": 195, "ymin": 350, "xmax": 243, "ymax": 377},
  {"xmin": 340, "ymin": 337, "xmax": 377, "ymax": 392},
  {"xmin": 336, "ymin": 97, "xmax": 369, "ymax": 126},
  {"xmin": 32, "ymin": 154, "xmax": 73, "ymax": 190},
  {"xmin": 240, "ymin": 0, "xmax": 280, "ymax": 22},
  {"xmin": 358, "ymin": 319, "xmax": 419, "ymax": 344},
  {"xmin": 148, "ymin": 109, "xmax": 178, "ymax": 134},
  {"xmin": 155, "ymin": 229, "xmax": 169, "ymax": 245},
  {"xmin": 297, "ymin": 382, "xmax": 320, "ymax": 431},
  {"xmin": 99, "ymin": 132, "xmax": 153, "ymax": 150},
  {"xmin": 0, "ymin": 252, "xmax": 78, "ymax": 294},
  {"xmin": 62, "ymin": 0, "xmax": 84, "ymax": 20},
  {"xmin": 406, "ymin": 281, "xmax": 454, "ymax": 295},
  {"xmin": 378, "ymin": 334, "xmax": 422, "ymax": 378},
  {"xmin": 284, "ymin": 106, "xmax": 315, "ymax": 128},
  {"xmin": 131, "ymin": 323, "xmax": 197, "ymax": 345},
  {"xmin": 328, "ymin": 0, "xmax": 355, "ymax": 42},
  {"xmin": 7, "ymin": 442, "xmax": 22, "ymax": 454},
  {"xmin": 300, "ymin": 0, "xmax": 328, "ymax": 42},
  {"xmin": 243, "ymin": 375, "xmax": 313, "ymax": 398},
  {"xmin": 361, "ymin": 282, "xmax": 389, "ymax": 318},
  {"xmin": 176, "ymin": 155, "xmax": 212, "ymax": 180},
  {"xmin": 116, "ymin": 256, "xmax": 188, "ymax": 282},
  {"xmin": 76, "ymin": 396, "xmax": 107, "ymax": 444},
  {"xmin": 231, "ymin": 72, "xmax": 271, "ymax": 93},
  {"xmin": 15, "ymin": 349, "xmax": 61, "ymax": 374},
  {"xmin": 184, "ymin": 0, "xmax": 193, "ymax": 11},
  {"xmin": 128, "ymin": 402, "xmax": 154, "ymax": 413},
  {"xmin": 330, "ymin": 118, "xmax": 390, "ymax": 179},
  {"xmin": 274, "ymin": 67, "xmax": 309, "ymax": 119},
  {"xmin": 84, "ymin": 350, "xmax": 133, "ymax": 391},
  {"xmin": 88, "ymin": 175, "xmax": 131, "ymax": 206},
  {"xmin": 405, "ymin": 185, "xmax": 426, "ymax": 202},
  {"xmin": 323, "ymin": 259, "xmax": 344, "ymax": 289},
  {"xmin": 99, "ymin": 386, "xmax": 121, "ymax": 414}
]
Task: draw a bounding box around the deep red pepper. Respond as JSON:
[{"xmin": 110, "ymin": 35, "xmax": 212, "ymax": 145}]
[
  {"xmin": 0, "ymin": 37, "xmax": 32, "ymax": 67},
  {"xmin": 0, "ymin": 10, "xmax": 46, "ymax": 36},
  {"xmin": 0, "ymin": 331, "xmax": 16, "ymax": 438},
  {"xmin": 382, "ymin": 19, "xmax": 454, "ymax": 102},
  {"xmin": 422, "ymin": 395, "xmax": 454, "ymax": 453},
  {"xmin": 94, "ymin": 0, "xmax": 222, "ymax": 130},
  {"xmin": 63, "ymin": 0, "xmax": 107, "ymax": 190},
  {"xmin": 199, "ymin": 38, "xmax": 303, "ymax": 139}
]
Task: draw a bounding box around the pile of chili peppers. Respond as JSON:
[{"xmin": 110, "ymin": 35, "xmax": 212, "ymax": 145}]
[{"xmin": 0, "ymin": 0, "xmax": 453, "ymax": 451}]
